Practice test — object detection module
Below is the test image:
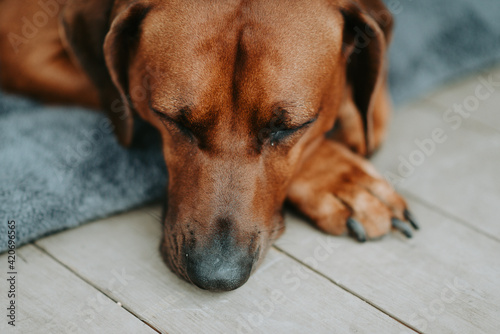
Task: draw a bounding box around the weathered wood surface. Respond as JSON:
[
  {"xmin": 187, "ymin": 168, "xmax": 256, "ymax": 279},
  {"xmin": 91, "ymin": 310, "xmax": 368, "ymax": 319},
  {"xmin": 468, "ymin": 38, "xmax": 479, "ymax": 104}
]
[
  {"xmin": 276, "ymin": 199, "xmax": 500, "ymax": 334},
  {"xmin": 371, "ymin": 98, "xmax": 500, "ymax": 240},
  {"xmin": 0, "ymin": 245, "xmax": 156, "ymax": 334},
  {"xmin": 36, "ymin": 209, "xmax": 413, "ymax": 334}
]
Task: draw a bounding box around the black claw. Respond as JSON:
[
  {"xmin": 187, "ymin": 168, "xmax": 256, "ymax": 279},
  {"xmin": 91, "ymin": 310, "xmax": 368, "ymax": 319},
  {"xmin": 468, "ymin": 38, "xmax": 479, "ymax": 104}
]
[
  {"xmin": 392, "ymin": 218, "xmax": 413, "ymax": 238},
  {"xmin": 347, "ymin": 218, "xmax": 367, "ymax": 243},
  {"xmin": 404, "ymin": 209, "xmax": 420, "ymax": 230}
]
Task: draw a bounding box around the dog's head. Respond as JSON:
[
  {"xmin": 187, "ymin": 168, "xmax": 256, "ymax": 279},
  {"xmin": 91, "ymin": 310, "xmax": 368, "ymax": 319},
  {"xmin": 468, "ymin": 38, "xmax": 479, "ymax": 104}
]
[{"xmin": 62, "ymin": 0, "xmax": 392, "ymax": 291}]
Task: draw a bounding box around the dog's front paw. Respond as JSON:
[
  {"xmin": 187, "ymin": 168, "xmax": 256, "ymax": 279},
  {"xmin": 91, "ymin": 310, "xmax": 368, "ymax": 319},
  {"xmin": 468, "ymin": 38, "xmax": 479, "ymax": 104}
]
[{"xmin": 288, "ymin": 141, "xmax": 418, "ymax": 241}]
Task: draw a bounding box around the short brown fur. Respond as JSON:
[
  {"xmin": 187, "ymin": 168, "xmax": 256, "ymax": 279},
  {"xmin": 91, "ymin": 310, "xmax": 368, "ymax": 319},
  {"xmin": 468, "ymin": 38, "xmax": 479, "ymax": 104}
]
[{"xmin": 0, "ymin": 0, "xmax": 413, "ymax": 291}]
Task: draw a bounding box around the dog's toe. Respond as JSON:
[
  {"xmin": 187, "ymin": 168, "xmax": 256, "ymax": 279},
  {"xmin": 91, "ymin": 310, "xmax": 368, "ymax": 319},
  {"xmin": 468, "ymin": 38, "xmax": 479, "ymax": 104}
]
[
  {"xmin": 391, "ymin": 218, "xmax": 413, "ymax": 238},
  {"xmin": 404, "ymin": 209, "xmax": 420, "ymax": 230},
  {"xmin": 346, "ymin": 218, "xmax": 367, "ymax": 242}
]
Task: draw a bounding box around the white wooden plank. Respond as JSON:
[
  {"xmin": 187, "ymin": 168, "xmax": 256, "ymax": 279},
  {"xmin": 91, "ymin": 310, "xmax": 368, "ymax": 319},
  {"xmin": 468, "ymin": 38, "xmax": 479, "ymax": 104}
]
[
  {"xmin": 425, "ymin": 66, "xmax": 500, "ymax": 132},
  {"xmin": 36, "ymin": 209, "xmax": 414, "ymax": 334},
  {"xmin": 0, "ymin": 245, "xmax": 156, "ymax": 334},
  {"xmin": 371, "ymin": 100, "xmax": 500, "ymax": 239},
  {"xmin": 275, "ymin": 199, "xmax": 500, "ymax": 334}
]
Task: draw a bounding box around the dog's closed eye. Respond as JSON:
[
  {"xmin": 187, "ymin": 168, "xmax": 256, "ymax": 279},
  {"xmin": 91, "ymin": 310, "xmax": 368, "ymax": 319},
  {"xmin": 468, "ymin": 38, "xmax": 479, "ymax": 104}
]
[
  {"xmin": 270, "ymin": 118, "xmax": 316, "ymax": 145},
  {"xmin": 151, "ymin": 107, "xmax": 194, "ymax": 139}
]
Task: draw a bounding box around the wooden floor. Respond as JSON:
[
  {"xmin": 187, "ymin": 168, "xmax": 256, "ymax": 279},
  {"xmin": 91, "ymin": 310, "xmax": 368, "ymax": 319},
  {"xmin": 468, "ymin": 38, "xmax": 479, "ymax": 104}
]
[{"xmin": 2, "ymin": 66, "xmax": 500, "ymax": 334}]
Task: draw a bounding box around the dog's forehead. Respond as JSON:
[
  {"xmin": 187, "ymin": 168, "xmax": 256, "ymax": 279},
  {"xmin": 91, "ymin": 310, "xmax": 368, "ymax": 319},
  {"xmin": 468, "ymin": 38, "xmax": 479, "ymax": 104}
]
[{"xmin": 141, "ymin": 0, "xmax": 342, "ymax": 119}]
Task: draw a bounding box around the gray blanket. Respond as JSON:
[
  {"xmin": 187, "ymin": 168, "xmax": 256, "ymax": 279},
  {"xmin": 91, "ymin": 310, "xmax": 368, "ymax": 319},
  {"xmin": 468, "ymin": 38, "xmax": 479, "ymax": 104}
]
[{"xmin": 1, "ymin": 0, "xmax": 500, "ymax": 252}]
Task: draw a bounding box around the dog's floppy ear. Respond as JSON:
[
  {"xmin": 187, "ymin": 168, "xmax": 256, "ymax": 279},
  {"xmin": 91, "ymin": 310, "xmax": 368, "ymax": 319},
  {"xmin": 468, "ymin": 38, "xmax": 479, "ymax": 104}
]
[
  {"xmin": 339, "ymin": 0, "xmax": 393, "ymax": 154},
  {"xmin": 60, "ymin": 1, "xmax": 151, "ymax": 146}
]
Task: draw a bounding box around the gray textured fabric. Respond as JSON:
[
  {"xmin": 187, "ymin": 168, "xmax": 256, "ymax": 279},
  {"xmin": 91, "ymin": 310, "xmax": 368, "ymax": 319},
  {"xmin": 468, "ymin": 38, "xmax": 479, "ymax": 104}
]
[
  {"xmin": 387, "ymin": 0, "xmax": 500, "ymax": 104},
  {"xmin": 0, "ymin": 96, "xmax": 167, "ymax": 251},
  {"xmin": 1, "ymin": 0, "xmax": 500, "ymax": 252}
]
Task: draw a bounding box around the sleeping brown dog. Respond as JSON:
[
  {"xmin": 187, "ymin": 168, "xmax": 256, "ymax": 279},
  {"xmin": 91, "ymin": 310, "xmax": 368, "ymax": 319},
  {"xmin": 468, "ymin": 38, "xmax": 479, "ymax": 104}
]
[{"xmin": 0, "ymin": 0, "xmax": 418, "ymax": 291}]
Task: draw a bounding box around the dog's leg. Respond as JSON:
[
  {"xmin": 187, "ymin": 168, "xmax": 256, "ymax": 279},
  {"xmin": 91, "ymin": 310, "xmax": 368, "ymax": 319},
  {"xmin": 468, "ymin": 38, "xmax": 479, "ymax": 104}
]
[
  {"xmin": 0, "ymin": 0, "xmax": 99, "ymax": 108},
  {"xmin": 287, "ymin": 139, "xmax": 417, "ymax": 241}
]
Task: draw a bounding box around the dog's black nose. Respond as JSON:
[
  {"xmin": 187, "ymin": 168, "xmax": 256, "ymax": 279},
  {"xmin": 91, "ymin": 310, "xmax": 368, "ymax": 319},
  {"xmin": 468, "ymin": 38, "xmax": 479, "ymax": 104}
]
[{"xmin": 185, "ymin": 236, "xmax": 254, "ymax": 291}]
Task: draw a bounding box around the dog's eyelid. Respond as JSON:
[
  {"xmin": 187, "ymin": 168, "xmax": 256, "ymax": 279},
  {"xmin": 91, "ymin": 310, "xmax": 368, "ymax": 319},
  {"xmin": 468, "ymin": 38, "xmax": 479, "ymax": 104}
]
[
  {"xmin": 150, "ymin": 101, "xmax": 192, "ymax": 118},
  {"xmin": 149, "ymin": 101, "xmax": 172, "ymax": 118},
  {"xmin": 283, "ymin": 117, "xmax": 317, "ymax": 132},
  {"xmin": 150, "ymin": 106, "xmax": 195, "ymax": 139},
  {"xmin": 150, "ymin": 106, "xmax": 185, "ymax": 124},
  {"xmin": 151, "ymin": 107, "xmax": 170, "ymax": 121},
  {"xmin": 298, "ymin": 117, "xmax": 317, "ymax": 128},
  {"xmin": 270, "ymin": 117, "xmax": 317, "ymax": 144}
]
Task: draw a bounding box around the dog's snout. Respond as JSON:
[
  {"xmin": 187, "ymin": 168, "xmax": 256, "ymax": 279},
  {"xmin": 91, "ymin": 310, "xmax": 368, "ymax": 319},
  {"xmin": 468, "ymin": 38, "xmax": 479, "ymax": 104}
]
[{"xmin": 185, "ymin": 235, "xmax": 255, "ymax": 291}]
